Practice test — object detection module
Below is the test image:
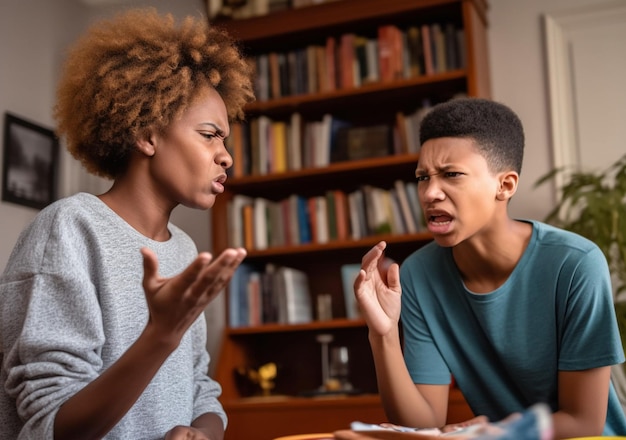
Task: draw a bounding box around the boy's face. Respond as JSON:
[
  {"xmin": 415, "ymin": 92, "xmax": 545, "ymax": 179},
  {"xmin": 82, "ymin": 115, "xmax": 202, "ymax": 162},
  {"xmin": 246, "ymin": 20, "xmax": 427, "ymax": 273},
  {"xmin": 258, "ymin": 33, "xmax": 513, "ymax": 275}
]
[{"xmin": 415, "ymin": 137, "xmax": 507, "ymax": 247}]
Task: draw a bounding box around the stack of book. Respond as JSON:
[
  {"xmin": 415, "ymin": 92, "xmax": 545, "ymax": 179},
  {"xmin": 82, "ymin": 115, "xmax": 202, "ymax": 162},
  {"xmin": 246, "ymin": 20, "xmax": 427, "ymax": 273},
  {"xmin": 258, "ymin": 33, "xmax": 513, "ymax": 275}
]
[
  {"xmin": 226, "ymin": 99, "xmax": 433, "ymax": 178},
  {"xmin": 252, "ymin": 21, "xmax": 465, "ymax": 101},
  {"xmin": 229, "ymin": 264, "xmax": 313, "ymax": 328},
  {"xmin": 227, "ymin": 180, "xmax": 424, "ymax": 251}
]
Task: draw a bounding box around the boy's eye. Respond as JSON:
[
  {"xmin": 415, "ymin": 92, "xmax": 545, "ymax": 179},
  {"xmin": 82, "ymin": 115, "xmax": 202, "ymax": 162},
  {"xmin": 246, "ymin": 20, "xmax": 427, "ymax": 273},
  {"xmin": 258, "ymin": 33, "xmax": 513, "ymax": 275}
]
[{"xmin": 444, "ymin": 171, "xmax": 464, "ymax": 178}]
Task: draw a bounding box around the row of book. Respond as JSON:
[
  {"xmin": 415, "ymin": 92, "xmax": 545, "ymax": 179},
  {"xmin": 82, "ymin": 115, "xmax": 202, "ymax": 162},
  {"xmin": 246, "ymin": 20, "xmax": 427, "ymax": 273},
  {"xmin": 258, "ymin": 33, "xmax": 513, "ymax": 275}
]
[
  {"xmin": 253, "ymin": 22, "xmax": 465, "ymax": 101},
  {"xmin": 229, "ymin": 262, "xmax": 362, "ymax": 328},
  {"xmin": 226, "ymin": 100, "xmax": 433, "ymax": 178},
  {"xmin": 229, "ymin": 263, "xmax": 313, "ymax": 327},
  {"xmin": 227, "ymin": 180, "xmax": 424, "ymax": 251}
]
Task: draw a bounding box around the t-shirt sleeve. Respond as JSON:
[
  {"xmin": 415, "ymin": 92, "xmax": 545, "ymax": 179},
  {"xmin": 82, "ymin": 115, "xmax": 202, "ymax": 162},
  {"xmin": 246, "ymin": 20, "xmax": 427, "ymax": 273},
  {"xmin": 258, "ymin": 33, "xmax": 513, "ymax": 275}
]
[{"xmin": 558, "ymin": 247, "xmax": 625, "ymax": 370}]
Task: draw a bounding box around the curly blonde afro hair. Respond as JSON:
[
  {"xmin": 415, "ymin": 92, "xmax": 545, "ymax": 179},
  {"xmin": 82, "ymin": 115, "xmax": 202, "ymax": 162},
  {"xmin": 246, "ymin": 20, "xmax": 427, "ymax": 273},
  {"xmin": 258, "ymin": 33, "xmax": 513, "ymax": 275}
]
[{"xmin": 54, "ymin": 8, "xmax": 255, "ymax": 179}]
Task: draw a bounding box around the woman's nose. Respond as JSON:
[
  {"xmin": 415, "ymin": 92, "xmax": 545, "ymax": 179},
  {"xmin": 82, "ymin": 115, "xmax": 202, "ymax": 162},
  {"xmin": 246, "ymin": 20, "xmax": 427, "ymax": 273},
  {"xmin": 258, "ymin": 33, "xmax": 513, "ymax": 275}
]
[{"xmin": 217, "ymin": 142, "xmax": 233, "ymax": 169}]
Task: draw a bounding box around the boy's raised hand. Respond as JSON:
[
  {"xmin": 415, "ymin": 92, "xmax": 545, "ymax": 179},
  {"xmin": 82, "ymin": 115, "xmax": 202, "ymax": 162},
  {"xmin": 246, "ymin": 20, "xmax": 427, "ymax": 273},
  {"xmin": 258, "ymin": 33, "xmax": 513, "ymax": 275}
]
[
  {"xmin": 140, "ymin": 247, "xmax": 247, "ymax": 343},
  {"xmin": 354, "ymin": 241, "xmax": 402, "ymax": 336}
]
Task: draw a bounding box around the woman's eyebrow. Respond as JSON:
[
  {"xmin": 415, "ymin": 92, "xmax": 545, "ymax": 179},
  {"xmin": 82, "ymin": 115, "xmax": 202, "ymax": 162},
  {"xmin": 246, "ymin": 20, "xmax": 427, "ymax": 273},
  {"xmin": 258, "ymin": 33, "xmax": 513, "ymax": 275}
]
[{"xmin": 199, "ymin": 122, "xmax": 226, "ymax": 138}]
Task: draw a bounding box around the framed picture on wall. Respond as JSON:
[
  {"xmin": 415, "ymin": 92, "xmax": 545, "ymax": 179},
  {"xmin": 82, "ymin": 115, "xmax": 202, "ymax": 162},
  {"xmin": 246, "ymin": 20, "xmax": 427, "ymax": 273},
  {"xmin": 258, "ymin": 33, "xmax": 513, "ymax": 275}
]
[{"xmin": 2, "ymin": 112, "xmax": 59, "ymax": 210}]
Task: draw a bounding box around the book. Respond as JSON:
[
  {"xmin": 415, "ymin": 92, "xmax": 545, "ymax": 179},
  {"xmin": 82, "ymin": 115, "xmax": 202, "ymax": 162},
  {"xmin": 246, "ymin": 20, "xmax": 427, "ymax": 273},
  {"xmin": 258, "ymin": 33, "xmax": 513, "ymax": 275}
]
[
  {"xmin": 377, "ymin": 25, "xmax": 393, "ymax": 82},
  {"xmin": 339, "ymin": 33, "xmax": 356, "ymax": 89},
  {"xmin": 247, "ymin": 272, "xmax": 263, "ymax": 326},
  {"xmin": 353, "ymin": 35, "xmax": 368, "ymax": 86},
  {"xmin": 297, "ymin": 195, "xmax": 312, "ymax": 244},
  {"xmin": 315, "ymin": 196, "xmax": 329, "ymax": 243},
  {"xmin": 278, "ymin": 52, "xmax": 290, "ymax": 96},
  {"xmin": 394, "ymin": 180, "xmax": 418, "ymax": 233},
  {"xmin": 288, "ymin": 112, "xmax": 303, "ymax": 171},
  {"xmin": 315, "ymin": 45, "xmax": 328, "ymax": 92},
  {"xmin": 257, "ymin": 115, "xmax": 271, "ymax": 175},
  {"xmin": 325, "ymin": 36, "xmax": 337, "ymax": 91},
  {"xmin": 388, "ymin": 188, "xmax": 406, "ymax": 234},
  {"xmin": 307, "ymin": 45, "xmax": 318, "ymax": 93},
  {"xmin": 253, "ymin": 197, "xmax": 269, "ymax": 250},
  {"xmin": 228, "ymin": 262, "xmax": 257, "ymax": 327},
  {"xmin": 242, "ymin": 203, "xmax": 255, "ymax": 250},
  {"xmin": 404, "ymin": 181, "xmax": 423, "ymax": 231},
  {"xmin": 365, "ymin": 38, "xmax": 379, "ymax": 83},
  {"xmin": 261, "ymin": 263, "xmax": 278, "ymax": 324},
  {"xmin": 271, "ymin": 121, "xmax": 288, "ymax": 173},
  {"xmin": 421, "ymin": 24, "xmax": 434, "ymax": 75},
  {"xmin": 363, "ymin": 186, "xmax": 392, "ymax": 235},
  {"xmin": 288, "ymin": 194, "xmax": 301, "ymax": 246},
  {"xmin": 228, "ymin": 194, "xmax": 253, "ymax": 248},
  {"xmin": 347, "ymin": 190, "xmax": 365, "ymax": 240},
  {"xmin": 341, "ymin": 264, "xmax": 362, "ymax": 319},
  {"xmin": 255, "ymin": 54, "xmax": 270, "ymax": 101},
  {"xmin": 333, "ymin": 190, "xmax": 350, "ymax": 241},
  {"xmin": 432, "ymin": 23, "xmax": 447, "ymax": 73},
  {"xmin": 334, "ymin": 125, "xmax": 393, "ymax": 162},
  {"xmin": 406, "ymin": 25, "xmax": 425, "ymax": 77},
  {"xmin": 287, "ymin": 50, "xmax": 298, "ymax": 97},
  {"xmin": 328, "ymin": 116, "xmax": 353, "ymax": 163},
  {"xmin": 268, "ymin": 52, "xmax": 281, "ymax": 98},
  {"xmin": 268, "ymin": 200, "xmax": 284, "ymax": 247},
  {"xmin": 325, "ymin": 190, "xmax": 338, "ymax": 241},
  {"xmin": 275, "ymin": 266, "xmax": 312, "ymax": 324}
]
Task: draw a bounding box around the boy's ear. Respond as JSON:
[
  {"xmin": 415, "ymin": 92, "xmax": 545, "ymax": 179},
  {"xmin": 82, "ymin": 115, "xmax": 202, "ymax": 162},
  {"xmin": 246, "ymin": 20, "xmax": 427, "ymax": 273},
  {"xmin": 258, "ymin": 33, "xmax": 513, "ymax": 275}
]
[
  {"xmin": 135, "ymin": 133, "xmax": 156, "ymax": 157},
  {"xmin": 497, "ymin": 171, "xmax": 519, "ymax": 201}
]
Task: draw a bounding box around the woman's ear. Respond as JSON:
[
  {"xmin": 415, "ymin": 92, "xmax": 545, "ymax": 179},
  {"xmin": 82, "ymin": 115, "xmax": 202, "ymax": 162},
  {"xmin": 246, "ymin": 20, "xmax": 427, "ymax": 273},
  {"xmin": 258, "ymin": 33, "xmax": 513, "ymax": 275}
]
[
  {"xmin": 135, "ymin": 132, "xmax": 156, "ymax": 157},
  {"xmin": 496, "ymin": 171, "xmax": 519, "ymax": 201}
]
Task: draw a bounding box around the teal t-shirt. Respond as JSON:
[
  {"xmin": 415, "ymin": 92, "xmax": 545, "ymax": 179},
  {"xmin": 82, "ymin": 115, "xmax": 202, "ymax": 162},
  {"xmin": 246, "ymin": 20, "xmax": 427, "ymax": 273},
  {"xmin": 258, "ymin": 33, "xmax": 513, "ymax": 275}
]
[{"xmin": 400, "ymin": 220, "xmax": 626, "ymax": 434}]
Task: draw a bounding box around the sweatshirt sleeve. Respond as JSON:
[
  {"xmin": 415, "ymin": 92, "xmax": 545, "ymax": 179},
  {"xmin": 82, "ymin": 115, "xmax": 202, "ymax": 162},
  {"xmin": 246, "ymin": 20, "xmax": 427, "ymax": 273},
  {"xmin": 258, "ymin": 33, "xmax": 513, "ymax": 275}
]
[
  {"xmin": 0, "ymin": 208, "xmax": 106, "ymax": 440},
  {"xmin": 190, "ymin": 315, "xmax": 227, "ymax": 428},
  {"xmin": 2, "ymin": 273, "xmax": 105, "ymax": 440}
]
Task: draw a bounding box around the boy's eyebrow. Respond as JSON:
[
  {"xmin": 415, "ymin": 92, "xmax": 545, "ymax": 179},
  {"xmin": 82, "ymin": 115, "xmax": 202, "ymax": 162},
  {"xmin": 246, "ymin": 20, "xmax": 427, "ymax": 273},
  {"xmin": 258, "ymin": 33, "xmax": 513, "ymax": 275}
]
[{"xmin": 415, "ymin": 164, "xmax": 454, "ymax": 176}]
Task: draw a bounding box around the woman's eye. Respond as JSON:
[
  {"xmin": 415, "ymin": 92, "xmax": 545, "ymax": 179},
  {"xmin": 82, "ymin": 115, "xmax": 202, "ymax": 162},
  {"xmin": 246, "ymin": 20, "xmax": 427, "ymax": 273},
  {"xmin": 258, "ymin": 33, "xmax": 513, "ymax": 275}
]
[
  {"xmin": 415, "ymin": 175, "xmax": 429, "ymax": 182},
  {"xmin": 201, "ymin": 132, "xmax": 217, "ymax": 140}
]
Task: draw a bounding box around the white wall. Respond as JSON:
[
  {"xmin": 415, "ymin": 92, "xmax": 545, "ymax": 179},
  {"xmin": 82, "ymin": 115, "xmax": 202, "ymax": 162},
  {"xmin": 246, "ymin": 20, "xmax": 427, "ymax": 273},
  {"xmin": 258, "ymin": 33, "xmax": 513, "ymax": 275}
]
[
  {"xmin": 0, "ymin": 0, "xmax": 223, "ymax": 366},
  {"xmin": 488, "ymin": 0, "xmax": 623, "ymax": 220}
]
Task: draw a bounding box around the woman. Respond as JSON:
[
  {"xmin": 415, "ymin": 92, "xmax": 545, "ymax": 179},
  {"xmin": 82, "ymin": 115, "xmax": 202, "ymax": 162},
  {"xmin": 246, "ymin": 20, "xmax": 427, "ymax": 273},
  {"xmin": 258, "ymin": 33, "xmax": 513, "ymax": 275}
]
[{"xmin": 0, "ymin": 8, "xmax": 254, "ymax": 440}]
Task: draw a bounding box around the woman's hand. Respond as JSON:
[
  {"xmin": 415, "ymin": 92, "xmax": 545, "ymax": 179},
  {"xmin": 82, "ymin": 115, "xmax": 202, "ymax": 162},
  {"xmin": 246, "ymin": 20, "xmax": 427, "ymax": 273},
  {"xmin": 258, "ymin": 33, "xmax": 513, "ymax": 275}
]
[
  {"xmin": 141, "ymin": 247, "xmax": 246, "ymax": 343},
  {"xmin": 354, "ymin": 241, "xmax": 401, "ymax": 337},
  {"xmin": 164, "ymin": 425, "xmax": 210, "ymax": 439}
]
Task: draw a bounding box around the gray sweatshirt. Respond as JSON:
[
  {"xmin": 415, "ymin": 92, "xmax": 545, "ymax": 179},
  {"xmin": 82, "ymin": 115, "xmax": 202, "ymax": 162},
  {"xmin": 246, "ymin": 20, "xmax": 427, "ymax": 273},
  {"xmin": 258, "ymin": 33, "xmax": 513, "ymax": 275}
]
[{"xmin": 0, "ymin": 192, "xmax": 226, "ymax": 439}]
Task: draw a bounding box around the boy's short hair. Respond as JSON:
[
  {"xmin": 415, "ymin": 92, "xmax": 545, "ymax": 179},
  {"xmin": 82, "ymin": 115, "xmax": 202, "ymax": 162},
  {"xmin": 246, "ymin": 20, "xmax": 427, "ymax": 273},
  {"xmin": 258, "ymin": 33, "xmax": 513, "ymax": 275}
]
[
  {"xmin": 54, "ymin": 8, "xmax": 255, "ymax": 179},
  {"xmin": 419, "ymin": 98, "xmax": 524, "ymax": 174}
]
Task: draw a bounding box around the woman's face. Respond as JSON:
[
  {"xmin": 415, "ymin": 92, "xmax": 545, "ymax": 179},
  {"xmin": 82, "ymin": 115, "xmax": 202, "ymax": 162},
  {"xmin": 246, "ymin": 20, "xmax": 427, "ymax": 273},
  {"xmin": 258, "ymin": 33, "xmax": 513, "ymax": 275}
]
[{"xmin": 148, "ymin": 86, "xmax": 233, "ymax": 210}]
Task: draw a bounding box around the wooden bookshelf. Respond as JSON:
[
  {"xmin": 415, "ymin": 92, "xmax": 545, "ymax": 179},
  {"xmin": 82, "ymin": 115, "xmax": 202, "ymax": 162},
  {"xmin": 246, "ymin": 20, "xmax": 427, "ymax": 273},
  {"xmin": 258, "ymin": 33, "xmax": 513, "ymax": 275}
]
[{"xmin": 211, "ymin": 1, "xmax": 490, "ymax": 438}]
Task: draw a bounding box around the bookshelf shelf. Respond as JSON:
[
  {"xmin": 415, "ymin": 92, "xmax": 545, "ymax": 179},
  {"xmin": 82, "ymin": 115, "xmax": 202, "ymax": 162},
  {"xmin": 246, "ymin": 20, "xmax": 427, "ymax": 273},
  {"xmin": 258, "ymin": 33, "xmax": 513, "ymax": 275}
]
[
  {"xmin": 227, "ymin": 318, "xmax": 366, "ymax": 336},
  {"xmin": 212, "ymin": 1, "xmax": 490, "ymax": 438},
  {"xmin": 241, "ymin": 232, "xmax": 433, "ymax": 260},
  {"xmin": 243, "ymin": 70, "xmax": 467, "ymax": 115}
]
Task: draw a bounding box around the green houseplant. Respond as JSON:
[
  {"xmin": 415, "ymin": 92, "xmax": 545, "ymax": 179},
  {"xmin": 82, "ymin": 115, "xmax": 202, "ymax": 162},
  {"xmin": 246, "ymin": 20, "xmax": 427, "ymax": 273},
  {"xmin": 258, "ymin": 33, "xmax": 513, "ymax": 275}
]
[
  {"xmin": 535, "ymin": 153, "xmax": 626, "ymax": 296},
  {"xmin": 535, "ymin": 152, "xmax": 626, "ymax": 340}
]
